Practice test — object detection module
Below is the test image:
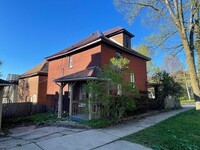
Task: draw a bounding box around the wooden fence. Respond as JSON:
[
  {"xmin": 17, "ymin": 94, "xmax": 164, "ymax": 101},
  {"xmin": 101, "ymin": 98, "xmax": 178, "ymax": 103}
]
[{"xmin": 2, "ymin": 102, "xmax": 46, "ymax": 118}]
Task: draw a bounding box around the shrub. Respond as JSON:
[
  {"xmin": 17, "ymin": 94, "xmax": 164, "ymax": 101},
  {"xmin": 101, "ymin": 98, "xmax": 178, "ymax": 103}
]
[
  {"xmin": 84, "ymin": 57, "xmax": 138, "ymax": 120},
  {"xmin": 152, "ymin": 71, "xmax": 183, "ymax": 109}
]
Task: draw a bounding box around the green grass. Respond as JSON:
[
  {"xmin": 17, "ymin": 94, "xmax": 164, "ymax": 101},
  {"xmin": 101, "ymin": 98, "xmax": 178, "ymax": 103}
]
[
  {"xmin": 180, "ymin": 99, "xmax": 195, "ymax": 103},
  {"xmin": 80, "ymin": 118, "xmax": 114, "ymax": 128},
  {"xmin": 2, "ymin": 112, "xmax": 58, "ymax": 129},
  {"xmin": 123, "ymin": 109, "xmax": 200, "ymax": 150}
]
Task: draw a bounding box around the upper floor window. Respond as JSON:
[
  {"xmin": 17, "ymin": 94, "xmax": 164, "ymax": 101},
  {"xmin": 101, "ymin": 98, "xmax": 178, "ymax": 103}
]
[
  {"xmin": 116, "ymin": 52, "xmax": 122, "ymax": 59},
  {"xmin": 69, "ymin": 56, "xmax": 73, "ymax": 68},
  {"xmin": 130, "ymin": 72, "xmax": 135, "ymax": 87},
  {"xmin": 124, "ymin": 35, "xmax": 130, "ymax": 48}
]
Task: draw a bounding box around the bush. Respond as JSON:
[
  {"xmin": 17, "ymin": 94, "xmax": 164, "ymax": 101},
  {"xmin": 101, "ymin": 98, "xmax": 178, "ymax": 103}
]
[
  {"xmin": 134, "ymin": 95, "xmax": 150, "ymax": 113},
  {"xmin": 84, "ymin": 57, "xmax": 138, "ymax": 120},
  {"xmin": 152, "ymin": 71, "xmax": 183, "ymax": 109}
]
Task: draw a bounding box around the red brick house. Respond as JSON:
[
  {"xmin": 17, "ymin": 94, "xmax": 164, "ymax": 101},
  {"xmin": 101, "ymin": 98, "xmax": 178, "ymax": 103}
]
[{"xmin": 46, "ymin": 27, "xmax": 150, "ymax": 119}]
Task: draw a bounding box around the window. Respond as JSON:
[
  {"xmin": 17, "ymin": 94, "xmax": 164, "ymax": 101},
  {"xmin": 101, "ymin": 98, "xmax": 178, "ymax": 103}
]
[
  {"xmin": 79, "ymin": 84, "xmax": 86, "ymax": 100},
  {"xmin": 69, "ymin": 56, "xmax": 73, "ymax": 68},
  {"xmin": 130, "ymin": 72, "xmax": 135, "ymax": 87},
  {"xmin": 124, "ymin": 35, "xmax": 130, "ymax": 48},
  {"xmin": 116, "ymin": 52, "xmax": 122, "ymax": 59}
]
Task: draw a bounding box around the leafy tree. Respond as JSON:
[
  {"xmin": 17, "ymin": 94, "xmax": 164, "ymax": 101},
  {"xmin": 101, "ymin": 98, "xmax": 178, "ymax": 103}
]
[
  {"xmin": 84, "ymin": 57, "xmax": 138, "ymax": 120},
  {"xmin": 152, "ymin": 71, "xmax": 183, "ymax": 108},
  {"xmin": 114, "ymin": 0, "xmax": 200, "ymax": 108}
]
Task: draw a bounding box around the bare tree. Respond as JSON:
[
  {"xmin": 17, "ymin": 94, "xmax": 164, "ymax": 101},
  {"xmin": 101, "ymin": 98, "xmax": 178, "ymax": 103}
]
[
  {"xmin": 161, "ymin": 54, "xmax": 183, "ymax": 75},
  {"xmin": 114, "ymin": 0, "xmax": 200, "ymax": 109}
]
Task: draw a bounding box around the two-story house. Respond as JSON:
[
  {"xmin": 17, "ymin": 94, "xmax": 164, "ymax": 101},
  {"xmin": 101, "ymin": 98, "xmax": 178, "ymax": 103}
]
[{"xmin": 46, "ymin": 27, "xmax": 150, "ymax": 119}]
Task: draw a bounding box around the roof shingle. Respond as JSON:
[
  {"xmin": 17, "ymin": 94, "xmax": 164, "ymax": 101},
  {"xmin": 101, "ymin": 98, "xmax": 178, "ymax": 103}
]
[
  {"xmin": 54, "ymin": 66, "xmax": 100, "ymax": 82},
  {"xmin": 46, "ymin": 27, "xmax": 150, "ymax": 61},
  {"xmin": 20, "ymin": 61, "xmax": 48, "ymax": 78}
]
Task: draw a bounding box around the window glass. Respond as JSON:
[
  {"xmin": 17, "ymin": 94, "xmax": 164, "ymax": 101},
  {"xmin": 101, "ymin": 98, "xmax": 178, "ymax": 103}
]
[
  {"xmin": 116, "ymin": 52, "xmax": 122, "ymax": 59},
  {"xmin": 69, "ymin": 56, "xmax": 72, "ymax": 68},
  {"xmin": 125, "ymin": 35, "xmax": 130, "ymax": 48},
  {"xmin": 130, "ymin": 72, "xmax": 135, "ymax": 83}
]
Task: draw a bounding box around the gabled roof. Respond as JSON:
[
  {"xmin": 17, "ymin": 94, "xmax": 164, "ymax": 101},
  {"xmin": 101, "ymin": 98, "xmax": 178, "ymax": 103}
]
[
  {"xmin": 46, "ymin": 27, "xmax": 150, "ymax": 61},
  {"xmin": 55, "ymin": 66, "xmax": 100, "ymax": 82},
  {"xmin": 19, "ymin": 61, "xmax": 48, "ymax": 79}
]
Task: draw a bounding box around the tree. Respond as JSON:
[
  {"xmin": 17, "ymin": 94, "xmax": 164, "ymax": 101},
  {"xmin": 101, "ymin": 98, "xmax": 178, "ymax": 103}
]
[
  {"xmin": 114, "ymin": 0, "xmax": 200, "ymax": 109},
  {"xmin": 84, "ymin": 57, "xmax": 137, "ymax": 120},
  {"xmin": 161, "ymin": 54, "xmax": 184, "ymax": 75},
  {"xmin": 152, "ymin": 71, "xmax": 183, "ymax": 109},
  {"xmin": 136, "ymin": 44, "xmax": 160, "ymax": 76}
]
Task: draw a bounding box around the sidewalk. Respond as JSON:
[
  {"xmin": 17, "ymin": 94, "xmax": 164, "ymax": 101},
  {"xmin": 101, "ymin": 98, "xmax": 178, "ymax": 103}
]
[{"xmin": 9, "ymin": 106, "xmax": 194, "ymax": 150}]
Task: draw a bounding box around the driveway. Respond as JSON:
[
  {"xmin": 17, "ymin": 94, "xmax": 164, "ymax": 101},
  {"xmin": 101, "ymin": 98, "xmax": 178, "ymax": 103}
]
[{"xmin": 0, "ymin": 105, "xmax": 194, "ymax": 150}]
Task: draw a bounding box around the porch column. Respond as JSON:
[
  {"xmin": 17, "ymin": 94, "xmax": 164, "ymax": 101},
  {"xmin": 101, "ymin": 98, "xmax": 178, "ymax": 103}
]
[
  {"xmin": 57, "ymin": 83, "xmax": 66, "ymax": 118},
  {"xmin": 69, "ymin": 83, "xmax": 73, "ymax": 116},
  {"xmin": 0, "ymin": 87, "xmax": 4, "ymax": 130},
  {"xmin": 58, "ymin": 85, "xmax": 63, "ymax": 118},
  {"xmin": 88, "ymin": 93, "xmax": 92, "ymax": 120}
]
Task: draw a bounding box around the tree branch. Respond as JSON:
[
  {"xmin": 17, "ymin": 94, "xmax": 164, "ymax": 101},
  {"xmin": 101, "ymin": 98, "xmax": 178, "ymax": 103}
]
[{"xmin": 124, "ymin": 0, "xmax": 159, "ymax": 11}]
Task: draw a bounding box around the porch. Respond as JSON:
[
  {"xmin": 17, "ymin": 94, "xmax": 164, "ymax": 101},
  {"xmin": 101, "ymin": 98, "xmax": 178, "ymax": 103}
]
[{"xmin": 54, "ymin": 67, "xmax": 100, "ymax": 121}]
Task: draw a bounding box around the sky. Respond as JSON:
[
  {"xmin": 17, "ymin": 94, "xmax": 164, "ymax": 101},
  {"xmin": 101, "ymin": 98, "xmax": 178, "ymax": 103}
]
[{"xmin": 0, "ymin": 0, "xmax": 165, "ymax": 79}]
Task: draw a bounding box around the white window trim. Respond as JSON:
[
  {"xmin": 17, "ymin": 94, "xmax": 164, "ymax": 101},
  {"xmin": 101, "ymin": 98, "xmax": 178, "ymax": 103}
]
[
  {"xmin": 130, "ymin": 72, "xmax": 135, "ymax": 83},
  {"xmin": 69, "ymin": 56, "xmax": 73, "ymax": 68}
]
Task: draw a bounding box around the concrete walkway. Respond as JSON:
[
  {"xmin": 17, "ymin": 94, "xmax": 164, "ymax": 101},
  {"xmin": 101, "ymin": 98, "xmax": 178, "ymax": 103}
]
[{"xmin": 3, "ymin": 106, "xmax": 194, "ymax": 150}]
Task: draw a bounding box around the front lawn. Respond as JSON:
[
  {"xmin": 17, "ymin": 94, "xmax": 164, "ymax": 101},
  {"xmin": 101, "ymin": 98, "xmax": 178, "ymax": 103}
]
[{"xmin": 123, "ymin": 109, "xmax": 200, "ymax": 150}]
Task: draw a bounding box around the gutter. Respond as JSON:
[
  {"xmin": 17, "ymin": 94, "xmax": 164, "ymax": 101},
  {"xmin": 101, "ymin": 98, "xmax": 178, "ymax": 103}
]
[{"xmin": 54, "ymin": 77, "xmax": 97, "ymax": 83}]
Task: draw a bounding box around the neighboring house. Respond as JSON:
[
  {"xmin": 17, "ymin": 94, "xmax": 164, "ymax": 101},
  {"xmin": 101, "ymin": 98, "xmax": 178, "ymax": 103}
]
[
  {"xmin": 0, "ymin": 79, "xmax": 13, "ymax": 129},
  {"xmin": 17, "ymin": 61, "xmax": 48, "ymax": 105},
  {"xmin": 3, "ymin": 74, "xmax": 19, "ymax": 103},
  {"xmin": 46, "ymin": 27, "xmax": 150, "ymax": 119}
]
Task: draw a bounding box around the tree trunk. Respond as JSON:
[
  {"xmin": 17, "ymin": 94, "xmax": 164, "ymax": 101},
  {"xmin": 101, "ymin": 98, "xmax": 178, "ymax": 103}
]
[
  {"xmin": 193, "ymin": 0, "xmax": 200, "ymax": 85},
  {"xmin": 180, "ymin": 31, "xmax": 200, "ymax": 109}
]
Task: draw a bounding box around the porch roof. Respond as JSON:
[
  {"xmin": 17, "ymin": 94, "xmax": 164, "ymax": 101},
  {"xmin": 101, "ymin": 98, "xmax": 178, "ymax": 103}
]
[{"xmin": 54, "ymin": 66, "xmax": 100, "ymax": 83}]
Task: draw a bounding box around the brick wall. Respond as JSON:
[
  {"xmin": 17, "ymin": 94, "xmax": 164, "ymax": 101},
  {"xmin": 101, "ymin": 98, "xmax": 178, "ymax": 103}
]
[
  {"xmin": 101, "ymin": 43, "xmax": 147, "ymax": 91},
  {"xmin": 18, "ymin": 75, "xmax": 48, "ymax": 104},
  {"xmin": 18, "ymin": 76, "xmax": 39, "ymax": 103},
  {"xmin": 38, "ymin": 75, "xmax": 48, "ymax": 105},
  {"xmin": 47, "ymin": 44, "xmax": 101, "ymax": 95}
]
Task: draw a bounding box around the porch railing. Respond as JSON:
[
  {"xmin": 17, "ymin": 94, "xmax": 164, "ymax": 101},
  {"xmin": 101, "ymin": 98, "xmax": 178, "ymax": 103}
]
[{"xmin": 71, "ymin": 100, "xmax": 99, "ymax": 117}]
